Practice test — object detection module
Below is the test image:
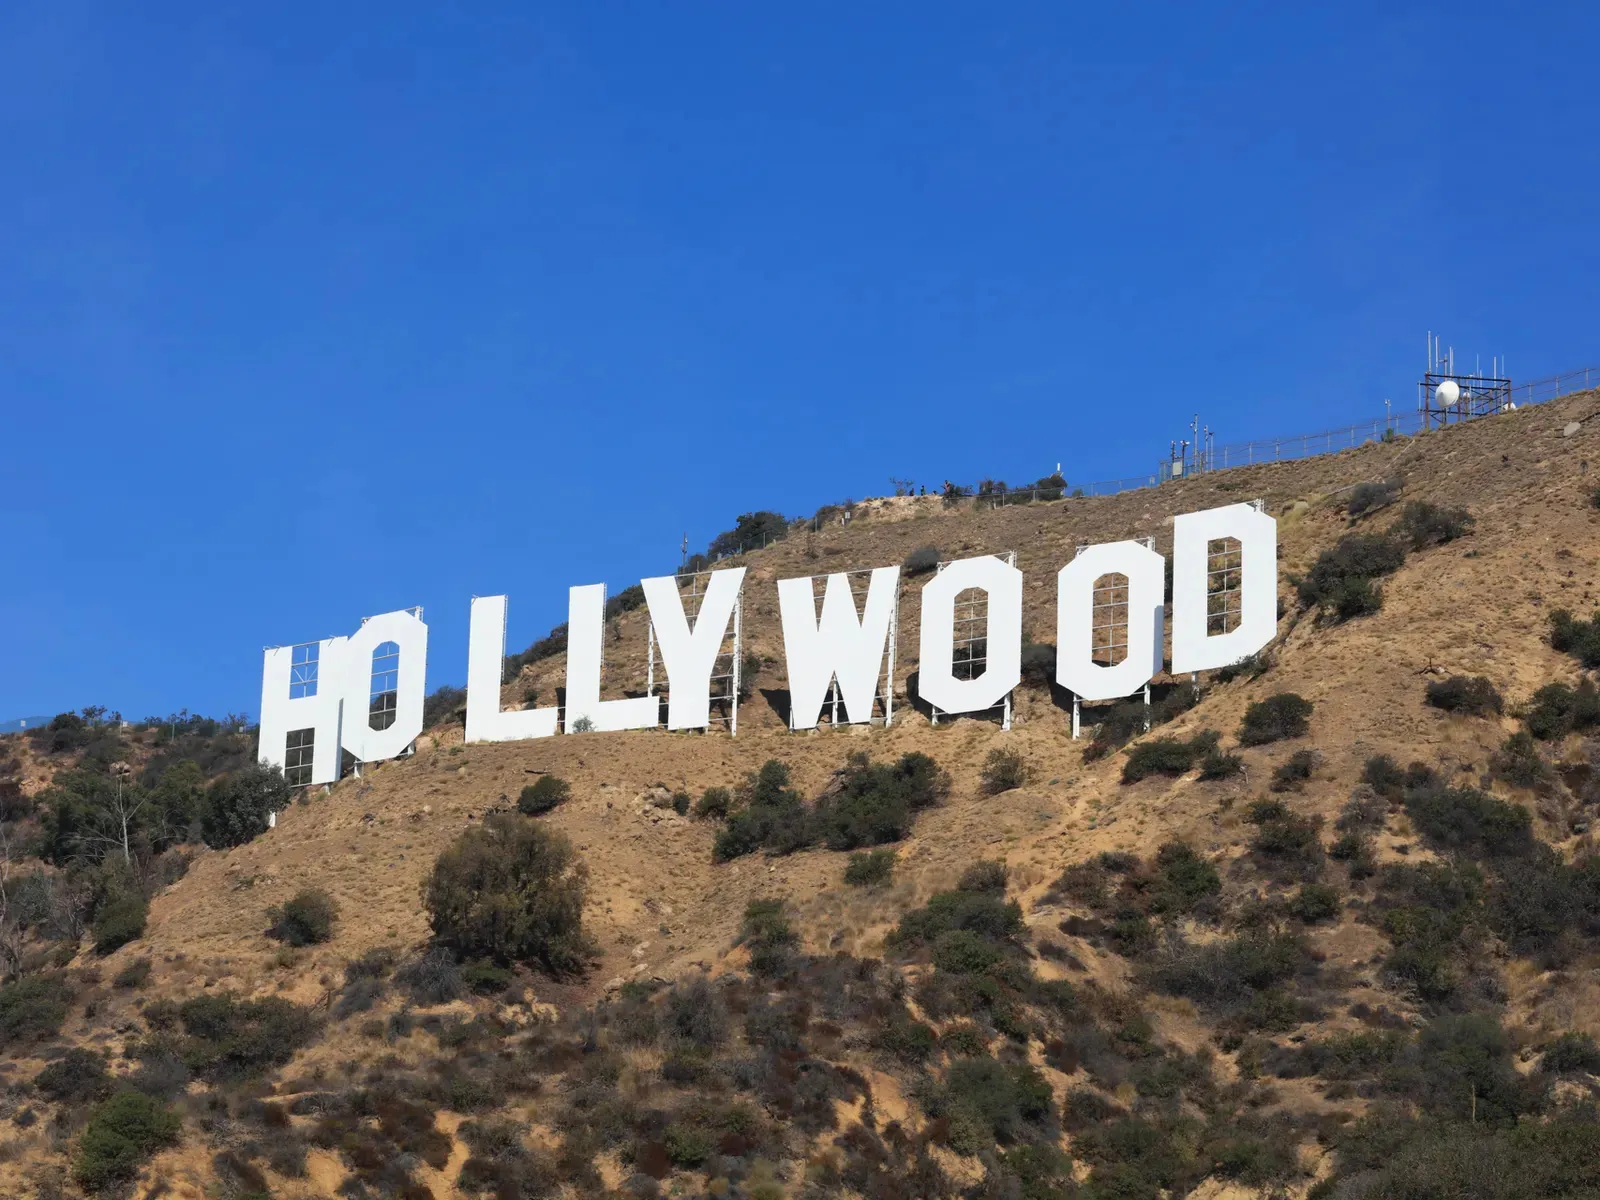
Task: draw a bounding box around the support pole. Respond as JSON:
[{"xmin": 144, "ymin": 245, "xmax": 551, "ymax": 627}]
[{"xmin": 1072, "ymin": 696, "xmax": 1080, "ymax": 740}]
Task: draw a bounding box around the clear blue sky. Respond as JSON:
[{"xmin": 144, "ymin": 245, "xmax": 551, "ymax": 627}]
[{"xmin": 3, "ymin": 2, "xmax": 1597, "ymax": 721}]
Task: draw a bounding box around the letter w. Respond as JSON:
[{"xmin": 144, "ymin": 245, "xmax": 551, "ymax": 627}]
[{"xmin": 777, "ymin": 567, "xmax": 899, "ymax": 729}]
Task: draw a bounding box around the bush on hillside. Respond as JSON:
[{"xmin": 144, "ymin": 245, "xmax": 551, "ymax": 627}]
[
  {"xmin": 844, "ymin": 849, "xmax": 896, "ymax": 887},
  {"xmin": 1424, "ymin": 674, "xmax": 1503, "ymax": 717},
  {"xmin": 1551, "ymin": 608, "xmax": 1600, "ymax": 670},
  {"xmin": 92, "ymin": 894, "xmax": 147, "ymax": 955},
  {"xmin": 1238, "ymin": 693, "xmax": 1313, "ymax": 745},
  {"xmin": 1122, "ymin": 730, "xmax": 1222, "ymax": 784},
  {"xmin": 981, "ymin": 747, "xmax": 1026, "ymax": 794},
  {"xmin": 155, "ymin": 993, "xmax": 319, "ymax": 1080},
  {"xmin": 902, "ymin": 545, "xmax": 941, "ymax": 576},
  {"xmin": 738, "ymin": 899, "xmax": 798, "ymax": 976},
  {"xmin": 518, "ymin": 775, "xmax": 571, "ymax": 815},
  {"xmin": 200, "ymin": 762, "xmax": 291, "ymax": 849},
  {"xmin": 1347, "ymin": 479, "xmax": 1401, "ymax": 517},
  {"xmin": 396, "ymin": 946, "xmax": 465, "ymax": 1005},
  {"xmin": 708, "ymin": 511, "xmax": 788, "ymax": 558},
  {"xmin": 266, "ymin": 888, "xmax": 339, "ymax": 947},
  {"xmin": 1295, "ymin": 532, "xmax": 1408, "ymax": 621},
  {"xmin": 1403, "ymin": 783, "xmax": 1532, "ymax": 860},
  {"xmin": 811, "ymin": 751, "xmax": 950, "ymax": 851},
  {"xmin": 1197, "ymin": 747, "xmax": 1244, "ymax": 780},
  {"xmin": 74, "ymin": 1091, "xmax": 182, "ymax": 1193},
  {"xmin": 1019, "ymin": 642, "xmax": 1056, "ymax": 688},
  {"xmin": 694, "ymin": 785, "xmax": 732, "ymax": 820},
  {"xmin": 1287, "ymin": 883, "xmax": 1342, "ymax": 924},
  {"xmin": 423, "ymin": 814, "xmax": 594, "ymax": 976},
  {"xmin": 1270, "ymin": 749, "xmax": 1318, "ymax": 793},
  {"xmin": 0, "ymin": 974, "xmax": 73, "ymax": 1046},
  {"xmin": 36, "ymin": 1048, "xmax": 111, "ymax": 1106},
  {"xmin": 1525, "ymin": 679, "xmax": 1600, "ymax": 740},
  {"xmin": 1491, "ymin": 732, "xmax": 1550, "ymax": 789},
  {"xmin": 1542, "ymin": 1031, "xmax": 1600, "ymax": 1075},
  {"xmin": 1361, "ymin": 753, "xmax": 1408, "ymax": 800},
  {"xmin": 503, "ymin": 623, "xmax": 567, "ymax": 680},
  {"xmin": 1393, "ymin": 501, "xmax": 1474, "ymax": 551},
  {"xmin": 889, "ymin": 886, "xmax": 1024, "ymax": 949},
  {"xmin": 422, "ymin": 685, "xmax": 467, "ymax": 728},
  {"xmin": 1033, "ymin": 472, "xmax": 1068, "ymax": 501}
]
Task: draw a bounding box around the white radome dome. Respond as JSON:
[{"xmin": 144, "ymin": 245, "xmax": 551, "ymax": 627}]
[{"xmin": 1436, "ymin": 379, "xmax": 1461, "ymax": 408}]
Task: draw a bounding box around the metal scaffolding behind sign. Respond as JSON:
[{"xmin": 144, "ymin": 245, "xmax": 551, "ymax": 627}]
[
  {"xmin": 799, "ymin": 567, "xmax": 899, "ymax": 729},
  {"xmin": 646, "ymin": 570, "xmax": 744, "ymax": 735},
  {"xmin": 930, "ymin": 552, "xmax": 1015, "ymax": 731}
]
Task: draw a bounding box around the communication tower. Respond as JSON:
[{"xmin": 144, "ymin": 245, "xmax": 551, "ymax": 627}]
[{"xmin": 1419, "ymin": 332, "xmax": 1512, "ymax": 429}]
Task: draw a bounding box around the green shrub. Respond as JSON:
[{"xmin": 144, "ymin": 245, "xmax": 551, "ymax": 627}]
[
  {"xmin": 811, "ymin": 751, "xmax": 950, "ymax": 850},
  {"xmin": 1238, "ymin": 693, "xmax": 1313, "ymax": 745},
  {"xmin": 932, "ymin": 1057, "xmax": 1053, "ymax": 1151},
  {"xmin": 74, "ymin": 1091, "xmax": 182, "ymax": 1192},
  {"xmin": 958, "ymin": 859, "xmax": 1009, "ymax": 894},
  {"xmin": 1362, "ymin": 753, "xmax": 1407, "ymax": 799},
  {"xmin": 517, "ymin": 775, "xmax": 570, "ymax": 815},
  {"xmin": 265, "ymin": 888, "xmax": 338, "ymax": 947},
  {"xmin": 1198, "ymin": 748, "xmax": 1244, "ymax": 779},
  {"xmin": 1347, "ymin": 478, "xmax": 1401, "ymax": 517},
  {"xmin": 933, "ymin": 929, "xmax": 1005, "ymax": 974},
  {"xmin": 708, "ymin": 511, "xmax": 788, "ymax": 558},
  {"xmin": 1551, "ymin": 608, "xmax": 1600, "ymax": 669},
  {"xmin": 1270, "ymin": 749, "xmax": 1317, "ymax": 793},
  {"xmin": 1542, "ymin": 1031, "xmax": 1600, "ymax": 1076},
  {"xmin": 663, "ymin": 1122, "xmax": 714, "ymax": 1167},
  {"xmin": 980, "ymin": 747, "xmax": 1026, "ymax": 794},
  {"xmin": 462, "ymin": 960, "xmax": 514, "ymax": 995},
  {"xmin": 422, "ymin": 685, "xmax": 467, "ymax": 728},
  {"xmin": 1246, "ymin": 800, "xmax": 1325, "ymax": 877},
  {"xmin": 1122, "ymin": 730, "xmax": 1219, "ymax": 783},
  {"xmin": 902, "ymin": 545, "xmax": 941, "ymax": 576},
  {"xmin": 844, "ymin": 848, "xmax": 895, "ymax": 887},
  {"xmin": 1404, "ymin": 783, "xmax": 1531, "ymax": 859},
  {"xmin": 200, "ymin": 762, "xmax": 291, "ymax": 849},
  {"xmin": 92, "ymin": 894, "xmax": 148, "ymax": 954},
  {"xmin": 1213, "ymin": 653, "xmax": 1270, "ymax": 684},
  {"xmin": 1151, "ymin": 843, "xmax": 1222, "ymax": 914},
  {"xmin": 1491, "ymin": 731, "xmax": 1550, "ymax": 789},
  {"xmin": 164, "ymin": 993, "xmax": 318, "ymax": 1080},
  {"xmin": 670, "ymin": 790, "xmax": 691, "ymax": 816},
  {"xmin": 738, "ymin": 899, "xmax": 798, "ymax": 975},
  {"xmin": 1287, "ymin": 883, "xmax": 1341, "ymax": 924},
  {"xmin": 113, "ymin": 958, "xmax": 152, "ymax": 989},
  {"xmin": 423, "ymin": 814, "xmax": 594, "ymax": 976},
  {"xmin": 1525, "ymin": 678, "xmax": 1600, "ymax": 740},
  {"xmin": 1393, "ymin": 501, "xmax": 1474, "ymax": 550},
  {"xmin": 397, "ymin": 946, "xmax": 465, "ymax": 1005},
  {"xmin": 890, "ymin": 888, "xmax": 1023, "ymax": 948},
  {"xmin": 1019, "ymin": 642, "xmax": 1057, "ymax": 688},
  {"xmin": 713, "ymin": 760, "xmax": 806, "ymax": 860},
  {"xmin": 694, "ymin": 785, "xmax": 732, "ymax": 820},
  {"xmin": 0, "ymin": 974, "xmax": 72, "ymax": 1046},
  {"xmin": 1142, "ymin": 930, "xmax": 1311, "ymax": 1015},
  {"xmin": 36, "ymin": 1048, "xmax": 111, "ymax": 1105},
  {"xmin": 1296, "ymin": 532, "xmax": 1407, "ymax": 620},
  {"xmin": 874, "ymin": 1016, "xmax": 937, "ymax": 1063},
  {"xmin": 1425, "ymin": 674, "xmax": 1503, "ymax": 716}
]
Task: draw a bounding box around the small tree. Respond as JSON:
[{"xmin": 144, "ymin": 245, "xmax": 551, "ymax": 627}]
[
  {"xmin": 74, "ymin": 1091, "xmax": 182, "ymax": 1192},
  {"xmin": 1238, "ymin": 694, "xmax": 1314, "ymax": 746},
  {"xmin": 980, "ymin": 748, "xmax": 1026, "ymax": 795},
  {"xmin": 423, "ymin": 815, "xmax": 593, "ymax": 976},
  {"xmin": 518, "ymin": 776, "xmax": 571, "ymax": 815},
  {"xmin": 266, "ymin": 888, "xmax": 339, "ymax": 946},
  {"xmin": 903, "ymin": 546, "xmax": 941, "ymax": 576},
  {"xmin": 200, "ymin": 763, "xmax": 291, "ymax": 849},
  {"xmin": 92, "ymin": 894, "xmax": 147, "ymax": 955}
]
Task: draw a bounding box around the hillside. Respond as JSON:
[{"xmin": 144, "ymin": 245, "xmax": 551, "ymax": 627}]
[{"xmin": 3, "ymin": 389, "xmax": 1600, "ymax": 1199}]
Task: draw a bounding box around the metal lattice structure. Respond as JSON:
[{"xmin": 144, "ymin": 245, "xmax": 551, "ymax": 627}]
[
  {"xmin": 1071, "ymin": 538, "xmax": 1154, "ymax": 739},
  {"xmin": 796, "ymin": 568, "xmax": 899, "ymax": 729},
  {"xmin": 1206, "ymin": 537, "xmax": 1243, "ymax": 636},
  {"xmin": 930, "ymin": 551, "xmax": 1015, "ymax": 731},
  {"xmin": 647, "ymin": 570, "xmax": 744, "ymax": 734},
  {"xmin": 284, "ymin": 728, "xmax": 315, "ymax": 787},
  {"xmin": 1419, "ymin": 370, "xmax": 1512, "ymax": 428}
]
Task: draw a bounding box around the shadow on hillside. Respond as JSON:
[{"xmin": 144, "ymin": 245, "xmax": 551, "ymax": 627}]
[{"xmin": 758, "ymin": 688, "xmax": 791, "ymax": 725}]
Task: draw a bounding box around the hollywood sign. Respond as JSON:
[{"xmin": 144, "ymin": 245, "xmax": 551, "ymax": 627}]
[{"xmin": 259, "ymin": 502, "xmax": 1276, "ymax": 786}]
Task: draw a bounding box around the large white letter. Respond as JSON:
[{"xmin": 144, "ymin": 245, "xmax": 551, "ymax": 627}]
[
  {"xmin": 466, "ymin": 596, "xmax": 560, "ymax": 742},
  {"xmin": 777, "ymin": 566, "xmax": 898, "ymax": 729},
  {"xmin": 917, "ymin": 555, "xmax": 1022, "ymax": 715},
  {"xmin": 640, "ymin": 568, "xmax": 746, "ymax": 731},
  {"xmin": 1055, "ymin": 542, "xmax": 1164, "ymax": 701},
  {"xmin": 1171, "ymin": 502, "xmax": 1278, "ymax": 673},
  {"xmin": 339, "ymin": 608, "xmax": 429, "ymax": 762},
  {"xmin": 565, "ymin": 584, "xmax": 658, "ymax": 733},
  {"xmin": 259, "ymin": 635, "xmax": 347, "ymax": 785}
]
